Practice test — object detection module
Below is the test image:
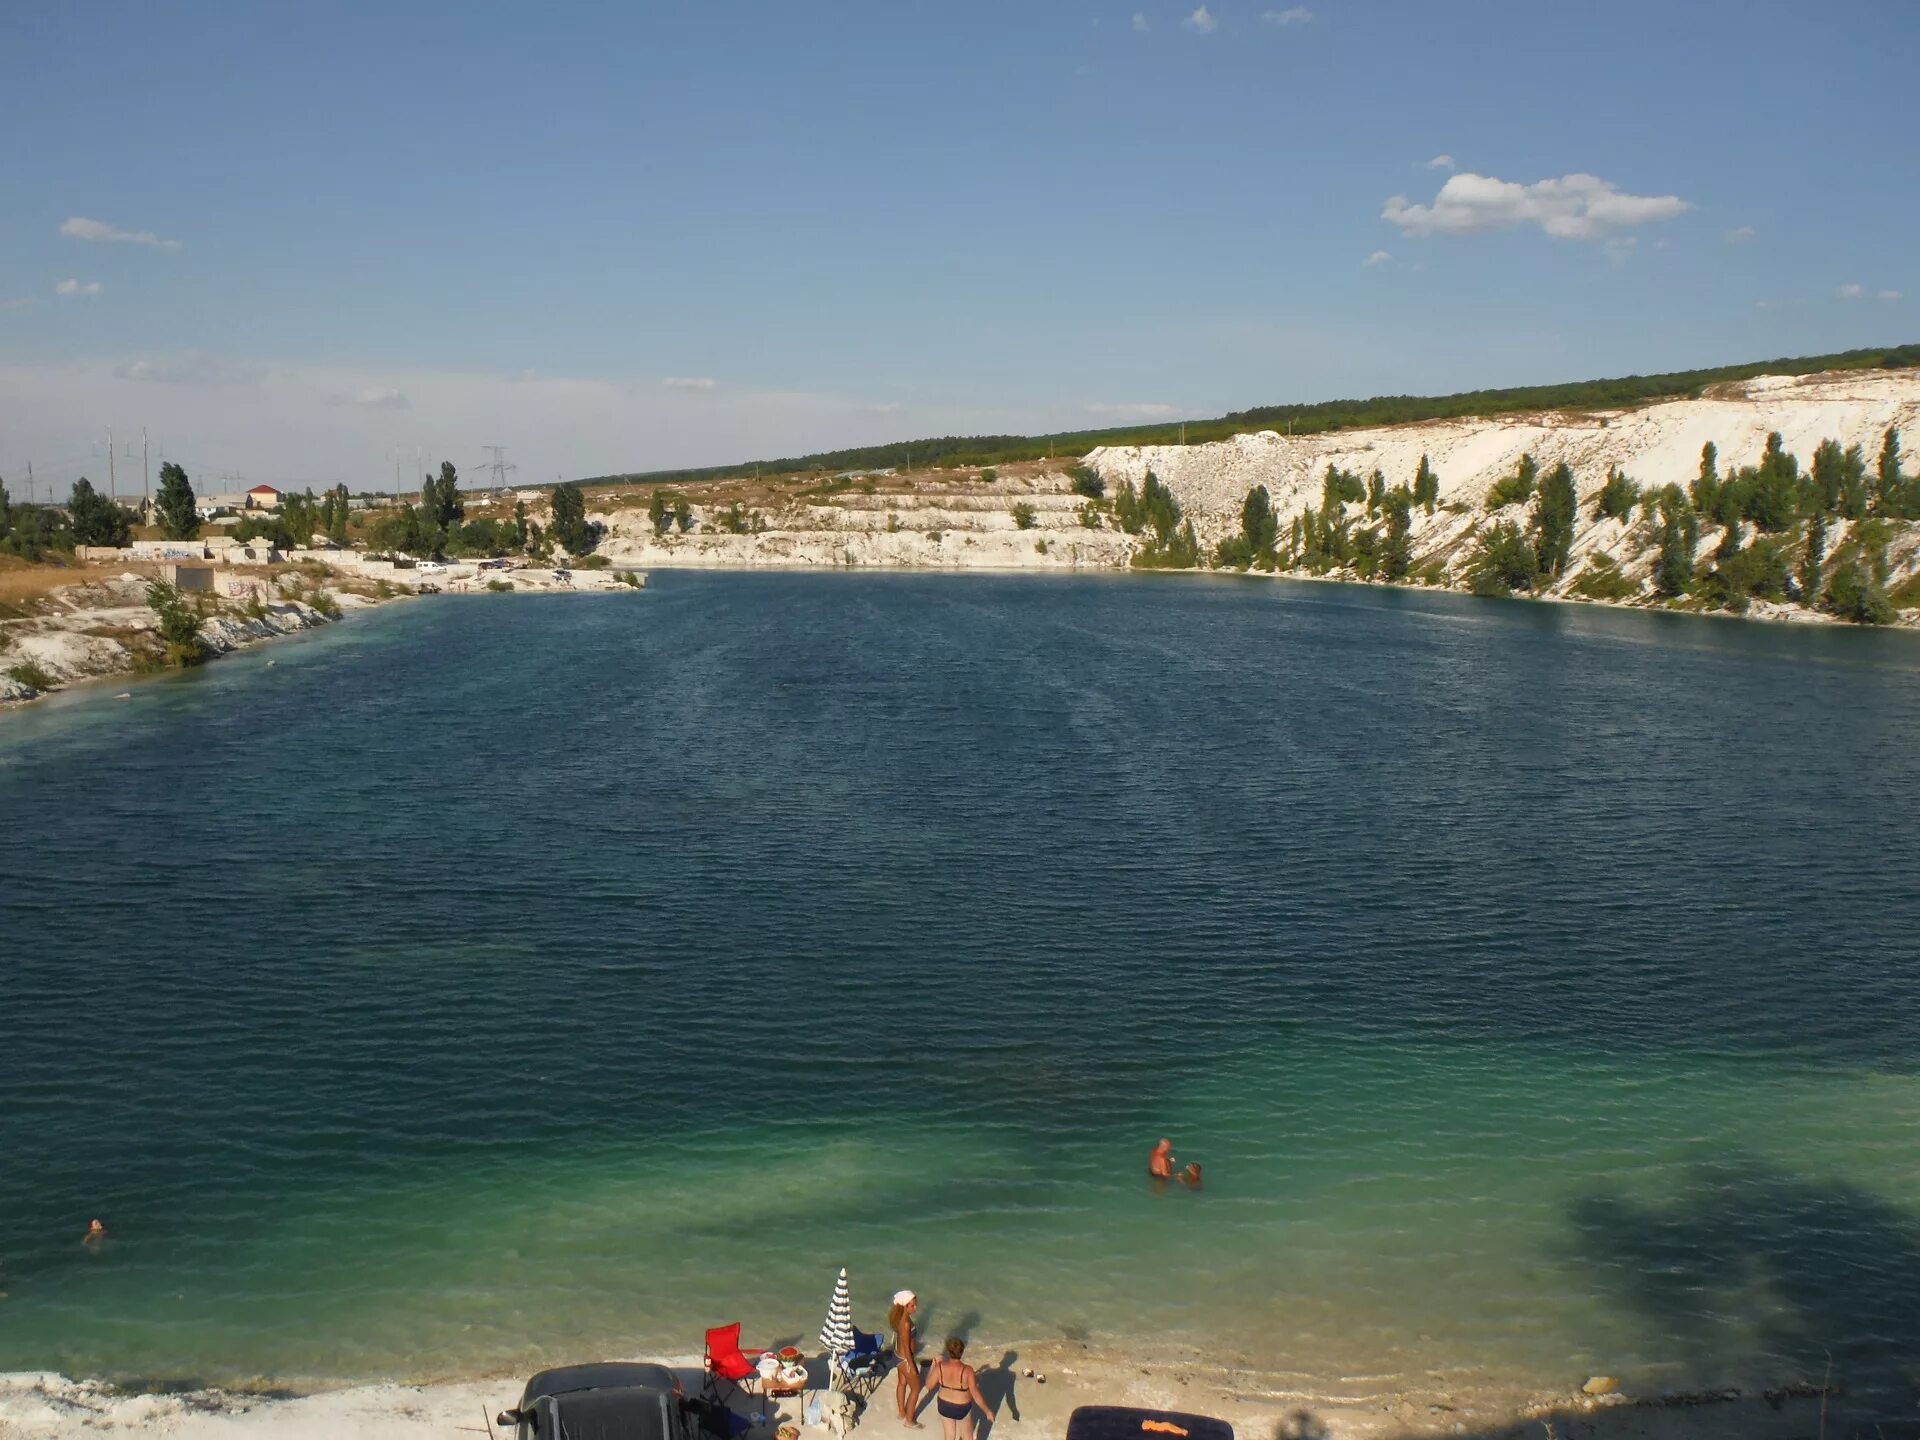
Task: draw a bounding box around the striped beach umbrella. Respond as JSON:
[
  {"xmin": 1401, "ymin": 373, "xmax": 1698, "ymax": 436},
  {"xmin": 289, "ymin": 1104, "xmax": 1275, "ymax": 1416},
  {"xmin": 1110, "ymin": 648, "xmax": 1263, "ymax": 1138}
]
[{"xmin": 819, "ymin": 1266, "xmax": 855, "ymax": 1355}]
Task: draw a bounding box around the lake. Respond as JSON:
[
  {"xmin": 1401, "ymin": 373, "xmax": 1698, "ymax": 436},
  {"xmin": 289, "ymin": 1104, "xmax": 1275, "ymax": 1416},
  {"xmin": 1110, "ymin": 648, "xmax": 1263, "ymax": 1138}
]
[{"xmin": 2, "ymin": 573, "xmax": 1918, "ymax": 1407}]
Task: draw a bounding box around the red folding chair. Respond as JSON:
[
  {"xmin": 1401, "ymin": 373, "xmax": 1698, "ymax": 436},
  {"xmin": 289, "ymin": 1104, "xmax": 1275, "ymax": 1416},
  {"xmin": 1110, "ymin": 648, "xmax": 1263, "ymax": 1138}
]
[{"xmin": 703, "ymin": 1322, "xmax": 764, "ymax": 1404}]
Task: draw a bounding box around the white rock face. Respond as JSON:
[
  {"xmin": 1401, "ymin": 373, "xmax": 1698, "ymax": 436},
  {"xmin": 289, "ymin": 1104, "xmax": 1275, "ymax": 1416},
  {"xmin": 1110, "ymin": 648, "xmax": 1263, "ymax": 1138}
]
[{"xmin": 1086, "ymin": 368, "xmax": 1920, "ymax": 601}]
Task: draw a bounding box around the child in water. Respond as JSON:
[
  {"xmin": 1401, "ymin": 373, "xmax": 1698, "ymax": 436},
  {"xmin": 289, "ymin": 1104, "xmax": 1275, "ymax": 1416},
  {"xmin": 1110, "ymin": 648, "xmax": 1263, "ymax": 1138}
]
[{"xmin": 1179, "ymin": 1163, "xmax": 1202, "ymax": 1189}]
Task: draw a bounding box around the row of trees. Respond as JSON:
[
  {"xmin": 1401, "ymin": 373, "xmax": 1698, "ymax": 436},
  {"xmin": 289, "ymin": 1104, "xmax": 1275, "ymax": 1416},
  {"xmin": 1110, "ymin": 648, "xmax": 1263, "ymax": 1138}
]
[{"xmin": 1114, "ymin": 472, "xmax": 1201, "ymax": 568}]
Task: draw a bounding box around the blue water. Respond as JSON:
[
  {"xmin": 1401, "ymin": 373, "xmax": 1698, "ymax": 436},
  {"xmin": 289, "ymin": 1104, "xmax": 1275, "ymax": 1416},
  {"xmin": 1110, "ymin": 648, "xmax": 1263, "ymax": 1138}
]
[{"xmin": 2, "ymin": 574, "xmax": 1918, "ymax": 1408}]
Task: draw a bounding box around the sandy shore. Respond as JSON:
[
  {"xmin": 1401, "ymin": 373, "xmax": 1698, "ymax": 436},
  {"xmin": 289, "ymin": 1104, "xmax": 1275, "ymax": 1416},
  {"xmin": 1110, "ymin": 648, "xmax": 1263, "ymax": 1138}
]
[{"xmin": 0, "ymin": 1345, "xmax": 1841, "ymax": 1440}]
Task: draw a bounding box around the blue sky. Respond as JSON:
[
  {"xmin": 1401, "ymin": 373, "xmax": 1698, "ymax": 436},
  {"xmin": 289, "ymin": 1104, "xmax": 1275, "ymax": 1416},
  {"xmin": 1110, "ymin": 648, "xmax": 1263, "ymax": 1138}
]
[{"xmin": 1, "ymin": 0, "xmax": 1913, "ymax": 493}]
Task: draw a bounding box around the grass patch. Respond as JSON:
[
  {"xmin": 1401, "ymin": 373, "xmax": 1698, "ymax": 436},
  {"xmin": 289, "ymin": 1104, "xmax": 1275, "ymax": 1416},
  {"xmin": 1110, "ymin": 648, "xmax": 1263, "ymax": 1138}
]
[{"xmin": 7, "ymin": 660, "xmax": 56, "ymax": 691}]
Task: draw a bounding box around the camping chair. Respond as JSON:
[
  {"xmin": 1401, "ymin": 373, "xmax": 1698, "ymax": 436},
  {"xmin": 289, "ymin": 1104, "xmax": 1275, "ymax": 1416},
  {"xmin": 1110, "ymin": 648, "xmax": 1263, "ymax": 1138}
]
[
  {"xmin": 828, "ymin": 1326, "xmax": 889, "ymax": 1400},
  {"xmin": 703, "ymin": 1322, "xmax": 764, "ymax": 1404}
]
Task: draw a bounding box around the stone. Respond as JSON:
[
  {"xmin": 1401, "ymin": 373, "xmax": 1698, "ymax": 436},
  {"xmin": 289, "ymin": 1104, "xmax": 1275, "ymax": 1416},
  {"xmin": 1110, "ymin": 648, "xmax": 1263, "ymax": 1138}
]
[{"xmin": 1582, "ymin": 1376, "xmax": 1620, "ymax": 1396}]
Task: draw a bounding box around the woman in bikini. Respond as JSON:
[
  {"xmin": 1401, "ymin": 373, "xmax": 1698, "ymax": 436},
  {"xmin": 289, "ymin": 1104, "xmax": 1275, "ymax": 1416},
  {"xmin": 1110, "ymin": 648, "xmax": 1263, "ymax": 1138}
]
[
  {"xmin": 889, "ymin": 1290, "xmax": 923, "ymax": 1427},
  {"xmin": 925, "ymin": 1337, "xmax": 995, "ymax": 1440}
]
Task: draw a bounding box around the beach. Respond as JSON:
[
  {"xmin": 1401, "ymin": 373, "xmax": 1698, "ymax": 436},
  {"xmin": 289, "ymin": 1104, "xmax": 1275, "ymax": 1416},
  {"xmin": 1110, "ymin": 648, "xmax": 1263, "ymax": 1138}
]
[{"xmin": 0, "ymin": 1349, "xmax": 1841, "ymax": 1440}]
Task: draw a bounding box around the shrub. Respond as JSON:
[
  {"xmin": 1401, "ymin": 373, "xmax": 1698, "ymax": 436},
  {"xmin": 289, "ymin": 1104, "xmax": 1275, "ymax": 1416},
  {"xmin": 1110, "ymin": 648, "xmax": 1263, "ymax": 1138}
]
[
  {"xmin": 1034, "ymin": 538, "xmax": 1049, "ymax": 555},
  {"xmin": 1069, "ymin": 464, "xmax": 1105, "ymax": 499},
  {"xmin": 146, "ymin": 579, "xmax": 206, "ymax": 664},
  {"xmin": 1596, "ymin": 465, "xmax": 1640, "ymax": 520},
  {"xmin": 7, "ymin": 660, "xmax": 55, "ymax": 692},
  {"xmin": 485, "ymin": 579, "xmax": 513, "ymax": 593},
  {"xmin": 1010, "ymin": 502, "xmax": 1037, "ymax": 530},
  {"xmin": 1467, "ymin": 520, "xmax": 1538, "ymax": 596},
  {"xmin": 572, "ymin": 553, "xmax": 610, "ymax": 569},
  {"xmin": 1825, "ymin": 563, "xmax": 1896, "ymax": 624},
  {"xmin": 1487, "ymin": 454, "xmax": 1538, "ymax": 509},
  {"xmin": 1569, "ymin": 556, "xmax": 1639, "ymax": 601},
  {"xmin": 1079, "ymin": 503, "xmax": 1102, "ymax": 529},
  {"xmin": 306, "ymin": 588, "xmax": 343, "ymax": 620},
  {"xmin": 979, "ymin": 468, "xmax": 998, "ymax": 485}
]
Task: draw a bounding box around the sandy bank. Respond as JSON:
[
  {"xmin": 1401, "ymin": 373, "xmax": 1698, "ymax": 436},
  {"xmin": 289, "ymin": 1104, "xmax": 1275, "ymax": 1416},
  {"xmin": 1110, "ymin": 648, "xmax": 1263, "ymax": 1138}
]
[{"xmin": 0, "ymin": 1346, "xmax": 1844, "ymax": 1440}]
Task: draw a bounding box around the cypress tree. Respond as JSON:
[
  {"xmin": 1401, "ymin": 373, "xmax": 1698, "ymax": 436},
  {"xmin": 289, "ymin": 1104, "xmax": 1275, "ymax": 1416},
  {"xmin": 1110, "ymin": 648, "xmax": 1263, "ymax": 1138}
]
[
  {"xmin": 1876, "ymin": 427, "xmax": 1906, "ymax": 516},
  {"xmin": 1691, "ymin": 441, "xmax": 1720, "ymax": 515},
  {"xmin": 1382, "ymin": 489, "xmax": 1414, "ymax": 581},
  {"xmin": 1412, "ymin": 454, "xmax": 1439, "ymax": 514},
  {"xmin": 1800, "ymin": 511, "xmax": 1827, "ymax": 603},
  {"xmin": 1531, "ymin": 461, "xmax": 1577, "ymax": 578},
  {"xmin": 154, "ymin": 461, "xmax": 199, "ymax": 540}
]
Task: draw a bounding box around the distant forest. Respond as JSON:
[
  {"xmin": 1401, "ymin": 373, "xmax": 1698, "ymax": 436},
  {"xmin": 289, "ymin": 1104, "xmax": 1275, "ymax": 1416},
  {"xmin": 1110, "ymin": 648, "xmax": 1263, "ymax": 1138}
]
[{"xmin": 581, "ymin": 343, "xmax": 1920, "ymax": 488}]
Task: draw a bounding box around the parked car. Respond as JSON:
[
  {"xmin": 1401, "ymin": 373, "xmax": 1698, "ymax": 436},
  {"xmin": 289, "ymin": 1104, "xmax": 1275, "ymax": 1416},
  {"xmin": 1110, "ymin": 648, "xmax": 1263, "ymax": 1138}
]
[
  {"xmin": 416, "ymin": 560, "xmax": 446, "ymax": 575},
  {"xmin": 498, "ymin": 1363, "xmax": 700, "ymax": 1440},
  {"xmin": 479, "ymin": 558, "xmax": 511, "ymax": 570},
  {"xmin": 551, "ymin": 568, "xmax": 572, "ymax": 583}
]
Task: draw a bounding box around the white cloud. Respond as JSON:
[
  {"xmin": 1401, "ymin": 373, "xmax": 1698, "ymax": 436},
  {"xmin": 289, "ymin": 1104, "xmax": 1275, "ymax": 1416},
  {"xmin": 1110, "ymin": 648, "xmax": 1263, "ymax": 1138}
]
[
  {"xmin": 1262, "ymin": 5, "xmax": 1315, "ymax": 22},
  {"xmin": 1362, "ymin": 249, "xmax": 1392, "ymax": 267},
  {"xmin": 1132, "ymin": 11, "xmax": 1149, "ymax": 29},
  {"xmin": 115, "ymin": 352, "xmax": 268, "ymax": 386},
  {"xmin": 1086, "ymin": 401, "xmax": 1178, "ymax": 417},
  {"xmin": 0, "ymin": 297, "xmax": 32, "ymax": 311},
  {"xmin": 1425, "ymin": 154, "xmax": 1456, "ymax": 171},
  {"xmin": 1723, "ymin": 226, "xmax": 1755, "ymax": 243},
  {"xmin": 1836, "ymin": 283, "xmax": 1864, "ymax": 299},
  {"xmin": 662, "ymin": 376, "xmax": 718, "ymax": 390},
  {"xmin": 1754, "ymin": 299, "xmax": 1781, "ymax": 311},
  {"xmin": 348, "ymin": 385, "xmax": 411, "ymax": 409},
  {"xmin": 60, "ymin": 216, "xmax": 182, "ymax": 250},
  {"xmin": 1183, "ymin": 6, "xmax": 1216, "ymax": 32},
  {"xmin": 1879, "ymin": 290, "xmax": 1902, "ymax": 302},
  {"xmin": 54, "ymin": 278, "xmax": 103, "ymax": 296},
  {"xmin": 1382, "ymin": 171, "xmax": 1690, "ymax": 242}
]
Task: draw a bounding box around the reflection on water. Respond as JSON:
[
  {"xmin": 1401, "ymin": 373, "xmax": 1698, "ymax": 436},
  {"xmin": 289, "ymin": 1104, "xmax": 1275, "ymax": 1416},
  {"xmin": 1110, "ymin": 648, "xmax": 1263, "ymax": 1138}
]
[{"xmin": 1, "ymin": 574, "xmax": 1917, "ymax": 1396}]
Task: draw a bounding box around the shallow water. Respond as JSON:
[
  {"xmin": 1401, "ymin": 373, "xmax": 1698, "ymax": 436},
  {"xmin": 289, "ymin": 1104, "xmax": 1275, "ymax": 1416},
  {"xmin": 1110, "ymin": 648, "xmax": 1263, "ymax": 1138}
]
[{"xmin": 2, "ymin": 574, "xmax": 1918, "ymax": 1402}]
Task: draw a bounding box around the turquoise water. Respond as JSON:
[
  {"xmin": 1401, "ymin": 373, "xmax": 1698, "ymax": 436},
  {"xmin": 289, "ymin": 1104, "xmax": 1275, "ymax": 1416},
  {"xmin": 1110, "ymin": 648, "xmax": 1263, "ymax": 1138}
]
[{"xmin": 2, "ymin": 575, "xmax": 1919, "ymax": 1408}]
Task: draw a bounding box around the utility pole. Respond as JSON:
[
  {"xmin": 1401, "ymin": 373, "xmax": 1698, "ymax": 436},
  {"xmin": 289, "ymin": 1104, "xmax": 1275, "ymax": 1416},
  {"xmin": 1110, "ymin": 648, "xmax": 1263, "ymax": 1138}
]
[
  {"xmin": 26, "ymin": 461, "xmax": 33, "ymax": 505},
  {"xmin": 108, "ymin": 425, "xmax": 116, "ymax": 498},
  {"xmin": 143, "ymin": 427, "xmax": 150, "ymax": 502},
  {"xmin": 481, "ymin": 444, "xmax": 515, "ymax": 495}
]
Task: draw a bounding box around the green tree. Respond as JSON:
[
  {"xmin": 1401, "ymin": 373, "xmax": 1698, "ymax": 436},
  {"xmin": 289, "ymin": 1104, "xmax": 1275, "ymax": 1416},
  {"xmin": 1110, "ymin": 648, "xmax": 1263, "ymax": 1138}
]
[
  {"xmin": 1809, "ymin": 438, "xmax": 1845, "ymax": 515},
  {"xmin": 1595, "ymin": 465, "xmax": 1638, "ymax": 521},
  {"xmin": 512, "ymin": 500, "xmax": 530, "ymax": 549},
  {"xmin": 154, "ymin": 462, "xmax": 199, "ymax": 540},
  {"xmin": 0, "ymin": 475, "xmax": 11, "ymax": 542},
  {"xmin": 420, "ymin": 461, "xmax": 464, "ymax": 532},
  {"xmin": 550, "ymin": 482, "xmax": 600, "ymax": 554},
  {"xmin": 648, "ymin": 490, "xmax": 671, "ymax": 536},
  {"xmin": 1825, "ymin": 563, "xmax": 1895, "ymax": 624},
  {"xmin": 673, "ymin": 499, "xmax": 693, "ymax": 533},
  {"xmin": 1412, "ymin": 453, "xmax": 1439, "ymax": 514},
  {"xmin": 1838, "ymin": 442, "xmax": 1869, "ymax": 520},
  {"xmin": 1799, "ymin": 511, "xmax": 1827, "ymax": 603},
  {"xmin": 145, "ymin": 579, "xmax": 206, "ymax": 666},
  {"xmin": 1487, "ymin": 453, "xmax": 1537, "ymax": 509},
  {"xmin": 326, "ymin": 484, "xmax": 351, "ymax": 544},
  {"xmin": 1365, "ymin": 468, "xmax": 1386, "ymax": 517},
  {"xmin": 1068, "ymin": 464, "xmax": 1105, "ymax": 499},
  {"xmin": 1241, "ymin": 484, "xmax": 1278, "ymax": 556},
  {"xmin": 1009, "ymin": 502, "xmax": 1036, "ymax": 530},
  {"xmin": 1691, "ymin": 442, "xmax": 1721, "ymax": 515},
  {"xmin": 281, "ymin": 488, "xmax": 319, "ymax": 546},
  {"xmin": 1875, "ymin": 427, "xmax": 1907, "ymax": 516},
  {"xmin": 1744, "ymin": 432, "xmax": 1799, "ymax": 532},
  {"xmin": 1654, "ymin": 487, "xmax": 1697, "ymax": 597},
  {"xmin": 1321, "ymin": 464, "xmax": 1364, "ymax": 511},
  {"xmin": 1381, "ymin": 487, "xmax": 1414, "ymax": 582},
  {"xmin": 1530, "ymin": 461, "xmax": 1577, "ymax": 578},
  {"xmin": 68, "ymin": 478, "xmax": 132, "ymax": 547},
  {"xmin": 1467, "ymin": 520, "xmax": 1536, "ymax": 596}
]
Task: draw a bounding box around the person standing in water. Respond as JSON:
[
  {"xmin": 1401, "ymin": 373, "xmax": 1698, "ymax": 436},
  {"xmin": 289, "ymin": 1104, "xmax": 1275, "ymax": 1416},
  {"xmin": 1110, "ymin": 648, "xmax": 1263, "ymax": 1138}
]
[
  {"xmin": 889, "ymin": 1290, "xmax": 923, "ymax": 1428},
  {"xmin": 924, "ymin": 1337, "xmax": 996, "ymax": 1440},
  {"xmin": 1148, "ymin": 1138, "xmax": 1176, "ymax": 1179}
]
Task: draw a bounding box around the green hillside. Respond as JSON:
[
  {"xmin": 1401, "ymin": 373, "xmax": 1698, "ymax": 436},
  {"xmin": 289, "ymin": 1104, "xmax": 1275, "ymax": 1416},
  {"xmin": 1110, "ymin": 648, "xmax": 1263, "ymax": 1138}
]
[{"xmin": 582, "ymin": 343, "xmax": 1920, "ymax": 488}]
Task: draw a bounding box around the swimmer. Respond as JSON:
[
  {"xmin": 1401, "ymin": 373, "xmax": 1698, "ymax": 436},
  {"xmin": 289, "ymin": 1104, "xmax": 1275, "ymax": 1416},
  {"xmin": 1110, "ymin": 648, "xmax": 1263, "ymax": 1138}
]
[
  {"xmin": 1148, "ymin": 1138, "xmax": 1176, "ymax": 1179},
  {"xmin": 83, "ymin": 1219, "xmax": 107, "ymax": 1245},
  {"xmin": 1179, "ymin": 1162, "xmax": 1203, "ymax": 1189}
]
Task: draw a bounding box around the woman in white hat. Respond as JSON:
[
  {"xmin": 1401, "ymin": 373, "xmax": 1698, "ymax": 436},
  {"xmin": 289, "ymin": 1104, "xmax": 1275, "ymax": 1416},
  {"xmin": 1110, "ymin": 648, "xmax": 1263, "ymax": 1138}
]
[{"xmin": 887, "ymin": 1289, "xmax": 922, "ymax": 1427}]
